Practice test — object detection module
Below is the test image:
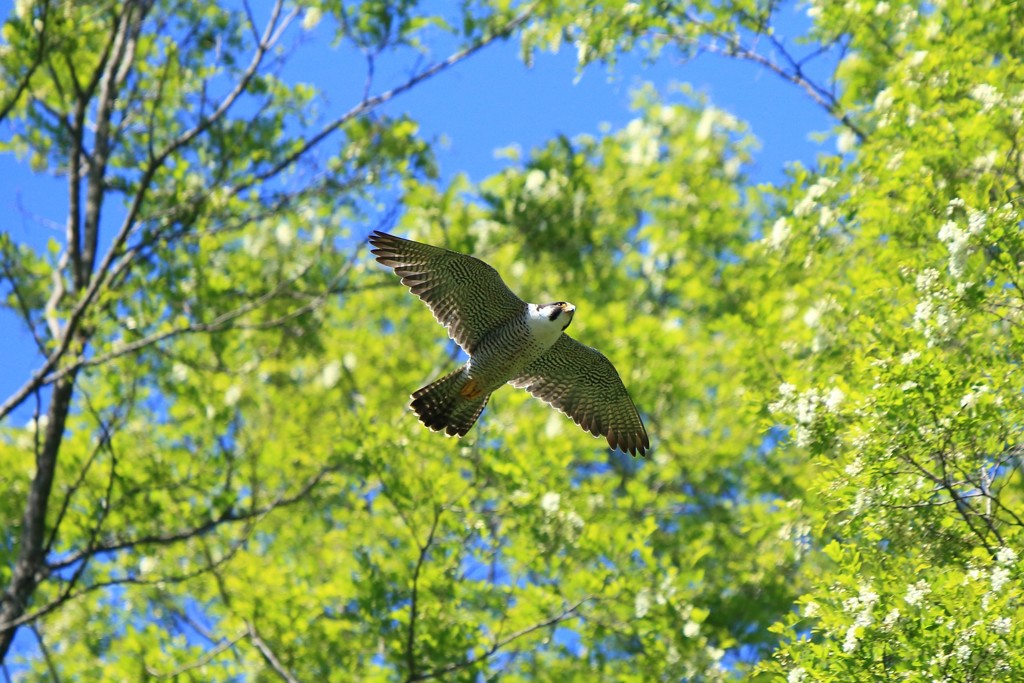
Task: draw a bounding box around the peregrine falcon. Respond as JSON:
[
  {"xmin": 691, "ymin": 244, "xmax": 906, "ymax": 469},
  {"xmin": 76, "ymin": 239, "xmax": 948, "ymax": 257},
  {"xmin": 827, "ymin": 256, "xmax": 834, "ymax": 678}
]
[{"xmin": 369, "ymin": 230, "xmax": 650, "ymax": 456}]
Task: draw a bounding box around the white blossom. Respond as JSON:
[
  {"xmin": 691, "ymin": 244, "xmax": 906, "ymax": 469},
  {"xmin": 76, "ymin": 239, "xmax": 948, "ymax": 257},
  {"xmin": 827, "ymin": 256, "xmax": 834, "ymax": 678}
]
[
  {"xmin": 874, "ymin": 87, "xmax": 895, "ymax": 111},
  {"xmin": 624, "ymin": 119, "xmax": 659, "ymax": 165},
  {"xmin": 224, "ymin": 385, "xmax": 242, "ymax": 407},
  {"xmin": 540, "ymin": 491, "xmax": 561, "ymax": 515},
  {"xmin": 900, "ymin": 350, "xmax": 920, "ymax": 365},
  {"xmin": 275, "ymin": 221, "xmax": 294, "ymax": 247},
  {"xmin": 635, "ymin": 589, "xmax": 651, "ymax": 619},
  {"xmin": 991, "ymin": 566, "xmax": 1011, "ymax": 593},
  {"xmin": 967, "ymin": 210, "xmax": 987, "ymax": 236},
  {"xmin": 972, "ymin": 150, "xmax": 998, "ymax": 173},
  {"xmin": 996, "ymin": 547, "xmax": 1018, "ymax": 566},
  {"xmin": 970, "ymin": 84, "xmax": 1002, "ymax": 113},
  {"xmin": 905, "ymin": 580, "xmax": 931, "ymax": 606},
  {"xmin": 916, "ymin": 268, "xmax": 940, "ymax": 292},
  {"xmin": 857, "ymin": 586, "xmax": 879, "ymax": 615},
  {"xmin": 301, "ymin": 7, "xmax": 323, "ymax": 30},
  {"xmin": 842, "ymin": 624, "xmax": 860, "ymax": 653},
  {"xmin": 794, "ymin": 177, "xmax": 837, "ymax": 217},
  {"xmin": 695, "ymin": 108, "xmax": 716, "ymax": 142},
  {"xmin": 544, "ymin": 412, "xmax": 565, "ymax": 439},
  {"xmin": 938, "ymin": 220, "xmax": 970, "ymax": 280},
  {"xmin": 321, "ymin": 361, "xmax": 342, "ymax": 389},
  {"xmin": 523, "ymin": 169, "xmax": 547, "ymax": 195},
  {"xmin": 991, "ymin": 617, "xmax": 1012, "ymax": 635},
  {"xmin": 171, "ymin": 362, "xmax": 190, "ymax": 382},
  {"xmin": 794, "ymin": 393, "xmax": 818, "ymax": 427},
  {"xmin": 837, "ymin": 129, "xmax": 858, "ymax": 154},
  {"xmin": 824, "ymin": 387, "xmax": 845, "ymax": 411},
  {"xmin": 765, "ymin": 217, "xmax": 792, "ymax": 250}
]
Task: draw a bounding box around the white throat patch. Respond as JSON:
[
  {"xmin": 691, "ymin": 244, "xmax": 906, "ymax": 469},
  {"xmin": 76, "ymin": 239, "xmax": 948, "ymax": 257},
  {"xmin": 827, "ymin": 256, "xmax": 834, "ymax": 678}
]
[{"xmin": 526, "ymin": 303, "xmax": 575, "ymax": 347}]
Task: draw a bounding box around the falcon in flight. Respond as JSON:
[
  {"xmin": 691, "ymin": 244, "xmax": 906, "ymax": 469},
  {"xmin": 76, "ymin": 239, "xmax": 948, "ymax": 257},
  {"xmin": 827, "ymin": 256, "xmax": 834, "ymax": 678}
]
[{"xmin": 369, "ymin": 230, "xmax": 650, "ymax": 456}]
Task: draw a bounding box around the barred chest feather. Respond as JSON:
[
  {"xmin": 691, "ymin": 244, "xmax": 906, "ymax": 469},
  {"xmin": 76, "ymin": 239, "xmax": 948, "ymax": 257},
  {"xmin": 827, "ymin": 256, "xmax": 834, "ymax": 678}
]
[{"xmin": 466, "ymin": 302, "xmax": 574, "ymax": 391}]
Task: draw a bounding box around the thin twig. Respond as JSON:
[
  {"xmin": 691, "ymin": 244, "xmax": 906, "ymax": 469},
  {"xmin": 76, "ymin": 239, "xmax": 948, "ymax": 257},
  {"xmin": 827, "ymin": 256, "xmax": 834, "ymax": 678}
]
[
  {"xmin": 405, "ymin": 505, "xmax": 442, "ymax": 680},
  {"xmin": 248, "ymin": 622, "xmax": 301, "ymax": 683},
  {"xmin": 408, "ymin": 596, "xmax": 593, "ymax": 682}
]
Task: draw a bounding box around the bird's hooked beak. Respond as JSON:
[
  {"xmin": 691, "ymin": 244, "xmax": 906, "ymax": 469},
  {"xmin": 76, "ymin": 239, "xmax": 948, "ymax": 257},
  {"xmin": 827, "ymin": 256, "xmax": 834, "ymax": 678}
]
[{"xmin": 560, "ymin": 302, "xmax": 575, "ymax": 330}]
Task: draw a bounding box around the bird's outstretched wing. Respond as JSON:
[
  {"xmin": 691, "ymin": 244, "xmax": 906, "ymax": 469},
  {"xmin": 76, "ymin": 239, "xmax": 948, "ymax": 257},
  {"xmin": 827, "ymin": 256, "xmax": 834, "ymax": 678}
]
[
  {"xmin": 369, "ymin": 231, "xmax": 526, "ymax": 353},
  {"xmin": 510, "ymin": 334, "xmax": 650, "ymax": 456}
]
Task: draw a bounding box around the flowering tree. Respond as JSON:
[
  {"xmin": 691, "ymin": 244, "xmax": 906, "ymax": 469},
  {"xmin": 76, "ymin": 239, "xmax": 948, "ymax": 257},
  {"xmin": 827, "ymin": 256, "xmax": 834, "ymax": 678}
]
[{"xmin": 1, "ymin": 0, "xmax": 1023, "ymax": 680}]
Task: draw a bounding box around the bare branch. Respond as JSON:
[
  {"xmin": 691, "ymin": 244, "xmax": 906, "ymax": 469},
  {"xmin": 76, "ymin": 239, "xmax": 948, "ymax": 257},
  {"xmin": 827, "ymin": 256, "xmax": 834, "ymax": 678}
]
[
  {"xmin": 248, "ymin": 622, "xmax": 301, "ymax": 683},
  {"xmin": 249, "ymin": 4, "xmax": 537, "ymax": 188},
  {"xmin": 81, "ymin": 0, "xmax": 149, "ymax": 282},
  {"xmin": 162, "ymin": 0, "xmax": 293, "ymax": 161},
  {"xmin": 29, "ymin": 624, "xmax": 60, "ymax": 683},
  {"xmin": 676, "ymin": 10, "xmax": 867, "ymax": 142}
]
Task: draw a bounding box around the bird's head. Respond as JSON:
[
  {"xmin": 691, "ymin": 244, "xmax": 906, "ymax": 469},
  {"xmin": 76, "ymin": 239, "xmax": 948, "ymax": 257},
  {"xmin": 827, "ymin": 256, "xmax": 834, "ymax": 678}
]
[{"xmin": 540, "ymin": 301, "xmax": 575, "ymax": 330}]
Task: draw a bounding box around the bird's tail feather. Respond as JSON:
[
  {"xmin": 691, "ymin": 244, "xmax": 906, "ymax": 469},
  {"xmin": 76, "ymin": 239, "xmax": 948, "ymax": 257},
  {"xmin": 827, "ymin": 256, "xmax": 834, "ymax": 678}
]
[{"xmin": 411, "ymin": 368, "xmax": 489, "ymax": 437}]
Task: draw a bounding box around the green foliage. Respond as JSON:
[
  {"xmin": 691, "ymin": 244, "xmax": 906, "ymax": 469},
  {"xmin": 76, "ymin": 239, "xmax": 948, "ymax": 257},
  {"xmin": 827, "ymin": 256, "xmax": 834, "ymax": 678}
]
[{"xmin": 1, "ymin": 0, "xmax": 1023, "ymax": 680}]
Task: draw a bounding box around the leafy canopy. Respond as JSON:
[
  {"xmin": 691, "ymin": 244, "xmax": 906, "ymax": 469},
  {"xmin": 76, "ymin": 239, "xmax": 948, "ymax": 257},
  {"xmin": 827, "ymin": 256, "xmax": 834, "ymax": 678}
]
[{"xmin": 1, "ymin": 0, "xmax": 1023, "ymax": 681}]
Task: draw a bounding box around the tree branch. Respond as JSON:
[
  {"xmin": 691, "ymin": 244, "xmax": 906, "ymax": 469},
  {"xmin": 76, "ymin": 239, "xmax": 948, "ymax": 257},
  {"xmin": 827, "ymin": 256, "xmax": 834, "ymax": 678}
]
[
  {"xmin": 408, "ymin": 596, "xmax": 594, "ymax": 681},
  {"xmin": 0, "ymin": 1, "xmax": 292, "ymax": 423},
  {"xmin": 247, "ymin": 4, "xmax": 536, "ymax": 188},
  {"xmin": 247, "ymin": 622, "xmax": 301, "ymax": 683},
  {"xmin": 0, "ymin": 373, "xmax": 78, "ymax": 659},
  {"xmin": 405, "ymin": 505, "xmax": 442, "ymax": 680},
  {"xmin": 0, "ymin": 0, "xmax": 50, "ymax": 123},
  {"xmin": 676, "ymin": 9, "xmax": 867, "ymax": 142},
  {"xmin": 47, "ymin": 462, "xmax": 337, "ymax": 573},
  {"xmin": 145, "ymin": 631, "xmax": 247, "ymax": 679}
]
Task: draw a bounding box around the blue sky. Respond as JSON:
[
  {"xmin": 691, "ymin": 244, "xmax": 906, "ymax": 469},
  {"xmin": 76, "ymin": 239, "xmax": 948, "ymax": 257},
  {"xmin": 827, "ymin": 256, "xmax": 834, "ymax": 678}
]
[{"xmin": 0, "ymin": 3, "xmax": 837, "ymax": 430}]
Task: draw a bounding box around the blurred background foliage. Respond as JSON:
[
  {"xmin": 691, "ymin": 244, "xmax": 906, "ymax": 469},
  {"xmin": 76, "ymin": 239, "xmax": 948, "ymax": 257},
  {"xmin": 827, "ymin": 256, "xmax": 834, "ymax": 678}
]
[{"xmin": 1, "ymin": 0, "xmax": 1023, "ymax": 680}]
